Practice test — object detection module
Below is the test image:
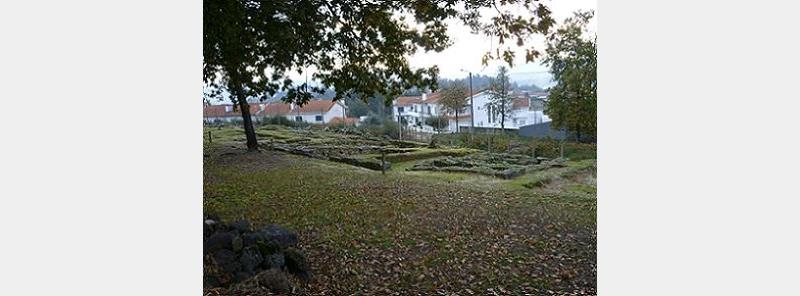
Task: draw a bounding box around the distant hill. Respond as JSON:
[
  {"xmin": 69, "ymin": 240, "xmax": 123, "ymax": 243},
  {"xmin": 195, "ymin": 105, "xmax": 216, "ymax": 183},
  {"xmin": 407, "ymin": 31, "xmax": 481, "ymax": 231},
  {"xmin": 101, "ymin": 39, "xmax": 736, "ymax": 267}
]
[
  {"xmin": 509, "ymin": 72, "xmax": 554, "ymax": 89},
  {"xmin": 435, "ymin": 74, "xmax": 545, "ymax": 93}
]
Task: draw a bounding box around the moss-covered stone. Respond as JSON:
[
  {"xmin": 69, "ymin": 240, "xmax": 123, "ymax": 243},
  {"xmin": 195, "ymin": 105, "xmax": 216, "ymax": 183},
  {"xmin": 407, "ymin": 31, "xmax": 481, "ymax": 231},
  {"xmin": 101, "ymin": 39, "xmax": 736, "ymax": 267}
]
[
  {"xmin": 283, "ymin": 248, "xmax": 310, "ymax": 279},
  {"xmin": 256, "ymin": 240, "xmax": 281, "ymax": 257}
]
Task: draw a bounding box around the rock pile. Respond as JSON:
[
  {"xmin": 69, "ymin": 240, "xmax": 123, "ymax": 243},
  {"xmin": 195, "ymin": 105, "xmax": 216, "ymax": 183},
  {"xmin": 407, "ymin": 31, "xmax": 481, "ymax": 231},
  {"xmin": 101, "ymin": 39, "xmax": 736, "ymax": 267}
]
[{"xmin": 204, "ymin": 215, "xmax": 310, "ymax": 290}]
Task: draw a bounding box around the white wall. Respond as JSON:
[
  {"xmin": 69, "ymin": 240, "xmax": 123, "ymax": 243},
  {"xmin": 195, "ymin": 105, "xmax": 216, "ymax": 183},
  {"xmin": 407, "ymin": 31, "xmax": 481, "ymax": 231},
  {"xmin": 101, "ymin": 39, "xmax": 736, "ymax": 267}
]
[
  {"xmin": 447, "ymin": 117, "xmax": 472, "ymax": 132},
  {"xmin": 511, "ymin": 109, "xmax": 551, "ymax": 127},
  {"xmin": 286, "ymin": 103, "xmax": 345, "ymax": 124},
  {"xmin": 470, "ymin": 92, "xmax": 496, "ymax": 129},
  {"xmin": 470, "ymin": 92, "xmax": 552, "ymax": 130},
  {"xmin": 324, "ymin": 103, "xmax": 345, "ymax": 123}
]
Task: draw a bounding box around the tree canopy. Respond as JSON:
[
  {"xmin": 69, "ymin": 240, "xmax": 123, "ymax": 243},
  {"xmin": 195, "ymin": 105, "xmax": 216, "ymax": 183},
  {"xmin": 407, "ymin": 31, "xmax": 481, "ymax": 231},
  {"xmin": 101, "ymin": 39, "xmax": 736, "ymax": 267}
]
[{"xmin": 543, "ymin": 10, "xmax": 596, "ymax": 141}]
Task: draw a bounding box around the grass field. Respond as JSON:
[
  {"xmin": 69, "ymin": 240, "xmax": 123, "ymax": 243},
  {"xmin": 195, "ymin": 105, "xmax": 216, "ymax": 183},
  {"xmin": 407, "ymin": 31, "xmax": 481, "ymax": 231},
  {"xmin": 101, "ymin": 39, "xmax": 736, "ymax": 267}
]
[{"xmin": 204, "ymin": 126, "xmax": 596, "ymax": 295}]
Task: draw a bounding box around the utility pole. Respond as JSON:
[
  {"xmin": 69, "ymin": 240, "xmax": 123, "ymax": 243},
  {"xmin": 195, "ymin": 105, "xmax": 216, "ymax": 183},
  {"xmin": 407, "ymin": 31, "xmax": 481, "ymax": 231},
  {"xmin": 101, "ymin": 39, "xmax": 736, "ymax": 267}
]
[
  {"xmin": 469, "ymin": 72, "xmax": 474, "ymax": 137},
  {"xmin": 460, "ymin": 69, "xmax": 476, "ymax": 141},
  {"xmin": 398, "ymin": 114, "xmax": 403, "ymax": 140}
]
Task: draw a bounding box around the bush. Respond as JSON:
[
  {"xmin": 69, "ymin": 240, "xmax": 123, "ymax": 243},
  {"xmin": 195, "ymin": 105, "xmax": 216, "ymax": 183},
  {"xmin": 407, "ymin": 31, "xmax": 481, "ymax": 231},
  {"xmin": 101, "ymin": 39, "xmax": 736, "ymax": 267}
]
[
  {"xmin": 433, "ymin": 133, "xmax": 596, "ymax": 160},
  {"xmin": 358, "ymin": 116, "xmax": 399, "ymax": 139},
  {"xmin": 261, "ymin": 116, "xmax": 292, "ymax": 126},
  {"xmin": 424, "ymin": 115, "xmax": 449, "ymax": 132}
]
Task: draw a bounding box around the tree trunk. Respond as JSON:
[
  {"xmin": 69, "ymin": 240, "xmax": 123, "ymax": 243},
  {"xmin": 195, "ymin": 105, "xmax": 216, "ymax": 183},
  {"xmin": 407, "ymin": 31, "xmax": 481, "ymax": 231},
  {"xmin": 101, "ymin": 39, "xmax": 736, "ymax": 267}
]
[
  {"xmin": 455, "ymin": 110, "xmax": 459, "ymax": 133},
  {"xmin": 236, "ymin": 93, "xmax": 258, "ymax": 152},
  {"xmin": 500, "ymin": 109, "xmax": 505, "ymax": 130}
]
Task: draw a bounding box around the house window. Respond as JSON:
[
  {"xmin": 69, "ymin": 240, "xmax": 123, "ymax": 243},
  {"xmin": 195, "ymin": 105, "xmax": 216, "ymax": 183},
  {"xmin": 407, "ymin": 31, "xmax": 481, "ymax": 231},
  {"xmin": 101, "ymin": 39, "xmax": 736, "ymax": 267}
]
[
  {"xmin": 295, "ymin": 116, "xmax": 302, "ymax": 122},
  {"xmin": 225, "ymin": 106, "xmax": 233, "ymax": 112},
  {"xmin": 427, "ymin": 106, "xmax": 431, "ymax": 114},
  {"xmin": 398, "ymin": 107, "xmax": 404, "ymax": 113},
  {"xmin": 315, "ymin": 115, "xmax": 323, "ymax": 122}
]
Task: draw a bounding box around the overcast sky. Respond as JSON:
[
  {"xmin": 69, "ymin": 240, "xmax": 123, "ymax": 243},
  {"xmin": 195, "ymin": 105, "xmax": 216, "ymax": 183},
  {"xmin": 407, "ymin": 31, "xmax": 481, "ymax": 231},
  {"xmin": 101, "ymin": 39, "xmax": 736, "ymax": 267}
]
[
  {"xmin": 409, "ymin": 0, "xmax": 597, "ymax": 87},
  {"xmin": 234, "ymin": 0, "xmax": 597, "ymax": 100}
]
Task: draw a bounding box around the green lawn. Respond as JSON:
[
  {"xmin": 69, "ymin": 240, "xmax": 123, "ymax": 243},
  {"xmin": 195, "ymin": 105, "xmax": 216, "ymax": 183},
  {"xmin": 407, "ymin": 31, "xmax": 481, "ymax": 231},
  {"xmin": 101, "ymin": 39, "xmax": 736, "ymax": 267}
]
[{"xmin": 204, "ymin": 126, "xmax": 596, "ymax": 294}]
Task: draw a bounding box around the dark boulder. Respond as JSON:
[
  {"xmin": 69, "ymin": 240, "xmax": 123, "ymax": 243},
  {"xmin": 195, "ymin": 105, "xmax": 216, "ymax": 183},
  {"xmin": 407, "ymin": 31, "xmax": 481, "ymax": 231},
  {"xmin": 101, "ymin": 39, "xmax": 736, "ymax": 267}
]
[
  {"xmin": 231, "ymin": 235, "xmax": 243, "ymax": 252},
  {"xmin": 241, "ymin": 232, "xmax": 263, "ymax": 247},
  {"xmin": 213, "ymin": 249, "xmax": 241, "ymax": 274},
  {"xmin": 203, "ymin": 222, "xmax": 212, "ymax": 238},
  {"xmin": 257, "ymin": 240, "xmax": 281, "ymax": 257},
  {"xmin": 204, "ymin": 275, "xmax": 221, "ymax": 288},
  {"xmin": 255, "ymin": 269, "xmax": 291, "ymax": 294},
  {"xmin": 230, "ymin": 219, "xmax": 251, "ymax": 233},
  {"xmin": 234, "ymin": 271, "xmax": 254, "ymax": 283},
  {"xmin": 239, "ymin": 246, "xmax": 263, "ymax": 273},
  {"xmin": 284, "ymin": 248, "xmax": 310, "ymax": 280},
  {"xmin": 204, "ymin": 219, "xmax": 218, "ymax": 236},
  {"xmin": 205, "ymin": 231, "xmax": 235, "ymax": 254},
  {"xmin": 258, "ymin": 224, "xmax": 298, "ymax": 249},
  {"xmin": 263, "ymin": 253, "xmax": 286, "ymax": 270}
]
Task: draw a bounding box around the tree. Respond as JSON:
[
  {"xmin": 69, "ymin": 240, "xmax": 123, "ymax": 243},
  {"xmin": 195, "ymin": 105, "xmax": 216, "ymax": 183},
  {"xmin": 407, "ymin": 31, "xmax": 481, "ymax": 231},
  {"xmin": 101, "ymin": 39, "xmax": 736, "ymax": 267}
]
[
  {"xmin": 344, "ymin": 96, "xmax": 370, "ymax": 118},
  {"xmin": 486, "ymin": 66, "xmax": 515, "ymax": 130},
  {"xmin": 438, "ymin": 82, "xmax": 469, "ymax": 133},
  {"xmin": 204, "ymin": 1, "xmax": 555, "ymax": 151},
  {"xmin": 543, "ymin": 11, "xmax": 597, "ymax": 141},
  {"xmin": 425, "ymin": 115, "xmax": 450, "ymax": 133}
]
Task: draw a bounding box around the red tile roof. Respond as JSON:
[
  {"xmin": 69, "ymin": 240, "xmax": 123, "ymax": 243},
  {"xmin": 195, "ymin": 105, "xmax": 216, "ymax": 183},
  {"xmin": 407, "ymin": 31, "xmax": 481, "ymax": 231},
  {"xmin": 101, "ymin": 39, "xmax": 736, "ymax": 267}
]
[
  {"xmin": 295, "ymin": 100, "xmax": 336, "ymax": 114},
  {"xmin": 394, "ymin": 96, "xmax": 422, "ymax": 107},
  {"xmin": 422, "ymin": 89, "xmax": 487, "ymax": 104},
  {"xmin": 263, "ymin": 102, "xmax": 292, "ymax": 116},
  {"xmin": 512, "ymin": 97, "xmax": 530, "ymax": 109},
  {"xmin": 422, "ymin": 92, "xmax": 442, "ymax": 104},
  {"xmin": 203, "ymin": 104, "xmax": 262, "ymax": 118}
]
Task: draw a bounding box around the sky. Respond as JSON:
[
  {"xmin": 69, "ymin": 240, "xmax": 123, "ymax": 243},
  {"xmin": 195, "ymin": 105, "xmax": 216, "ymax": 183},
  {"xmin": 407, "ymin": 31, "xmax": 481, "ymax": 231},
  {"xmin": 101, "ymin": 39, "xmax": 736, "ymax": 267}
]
[
  {"xmin": 408, "ymin": 0, "xmax": 597, "ymax": 87},
  {"xmin": 211, "ymin": 0, "xmax": 597, "ymax": 103}
]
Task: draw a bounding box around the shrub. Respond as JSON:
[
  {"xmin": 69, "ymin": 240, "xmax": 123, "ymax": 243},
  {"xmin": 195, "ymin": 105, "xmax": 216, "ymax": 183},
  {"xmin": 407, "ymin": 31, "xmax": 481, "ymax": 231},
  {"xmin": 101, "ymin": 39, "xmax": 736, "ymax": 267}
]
[
  {"xmin": 358, "ymin": 116, "xmax": 399, "ymax": 139},
  {"xmin": 260, "ymin": 116, "xmax": 296, "ymax": 127},
  {"xmin": 424, "ymin": 115, "xmax": 449, "ymax": 132},
  {"xmin": 433, "ymin": 133, "xmax": 596, "ymax": 160}
]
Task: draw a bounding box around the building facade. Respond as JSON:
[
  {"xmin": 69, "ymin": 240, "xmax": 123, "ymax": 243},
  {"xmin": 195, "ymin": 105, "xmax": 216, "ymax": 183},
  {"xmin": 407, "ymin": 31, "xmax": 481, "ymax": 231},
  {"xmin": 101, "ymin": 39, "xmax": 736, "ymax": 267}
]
[
  {"xmin": 392, "ymin": 90, "xmax": 551, "ymax": 133},
  {"xmin": 203, "ymin": 100, "xmax": 348, "ymax": 124}
]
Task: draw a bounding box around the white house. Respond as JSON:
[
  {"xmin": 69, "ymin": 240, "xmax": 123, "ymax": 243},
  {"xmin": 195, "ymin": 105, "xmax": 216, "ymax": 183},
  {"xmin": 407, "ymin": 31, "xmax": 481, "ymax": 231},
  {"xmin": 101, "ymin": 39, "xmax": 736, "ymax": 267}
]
[
  {"xmin": 204, "ymin": 99, "xmax": 350, "ymax": 125},
  {"xmin": 284, "ymin": 100, "xmax": 346, "ymax": 124},
  {"xmin": 391, "ymin": 93, "xmax": 449, "ymax": 133},
  {"xmin": 468, "ymin": 91, "xmax": 551, "ymax": 131},
  {"xmin": 392, "ymin": 92, "xmax": 456, "ymax": 133},
  {"xmin": 392, "ymin": 96, "xmax": 422, "ymax": 127},
  {"xmin": 391, "ymin": 90, "xmax": 551, "ymax": 133}
]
